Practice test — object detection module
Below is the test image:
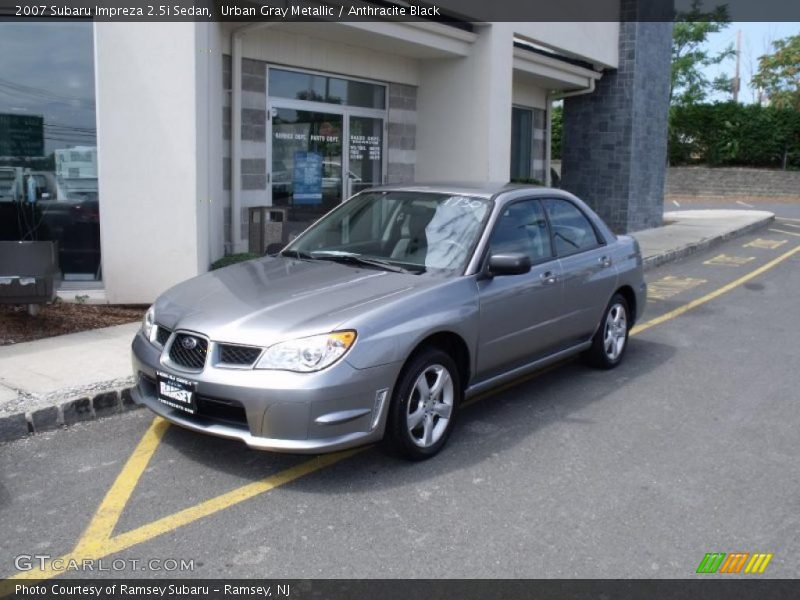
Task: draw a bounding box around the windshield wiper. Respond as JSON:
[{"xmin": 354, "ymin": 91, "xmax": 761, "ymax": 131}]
[
  {"xmin": 281, "ymin": 249, "xmax": 316, "ymax": 260},
  {"xmin": 312, "ymin": 251, "xmax": 415, "ymax": 274}
]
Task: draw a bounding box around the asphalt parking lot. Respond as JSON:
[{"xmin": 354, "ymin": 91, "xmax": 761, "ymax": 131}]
[{"xmin": 2, "ymin": 213, "xmax": 799, "ymax": 581}]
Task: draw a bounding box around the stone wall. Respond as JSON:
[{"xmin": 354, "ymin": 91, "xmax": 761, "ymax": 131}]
[
  {"xmin": 666, "ymin": 167, "xmax": 800, "ymax": 199},
  {"xmin": 560, "ymin": 1, "xmax": 672, "ymax": 233}
]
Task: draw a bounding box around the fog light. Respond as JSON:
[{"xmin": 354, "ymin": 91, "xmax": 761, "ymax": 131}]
[{"xmin": 371, "ymin": 389, "xmax": 388, "ymax": 430}]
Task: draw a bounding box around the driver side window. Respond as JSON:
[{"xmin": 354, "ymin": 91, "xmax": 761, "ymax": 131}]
[{"xmin": 489, "ymin": 199, "xmax": 553, "ymax": 263}]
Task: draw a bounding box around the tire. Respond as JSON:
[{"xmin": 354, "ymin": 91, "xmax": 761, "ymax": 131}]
[
  {"xmin": 584, "ymin": 293, "xmax": 630, "ymax": 369},
  {"xmin": 385, "ymin": 348, "xmax": 462, "ymax": 460}
]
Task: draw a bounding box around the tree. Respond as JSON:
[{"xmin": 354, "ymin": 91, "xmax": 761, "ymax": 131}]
[
  {"xmin": 670, "ymin": 0, "xmax": 734, "ymax": 106},
  {"xmin": 752, "ymin": 34, "xmax": 800, "ymax": 111}
]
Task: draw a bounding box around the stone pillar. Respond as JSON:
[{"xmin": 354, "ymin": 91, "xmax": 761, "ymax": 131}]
[{"xmin": 560, "ymin": 3, "xmax": 672, "ymax": 233}]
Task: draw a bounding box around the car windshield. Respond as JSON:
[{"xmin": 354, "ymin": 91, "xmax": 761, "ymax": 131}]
[{"xmin": 283, "ymin": 191, "xmax": 492, "ymax": 274}]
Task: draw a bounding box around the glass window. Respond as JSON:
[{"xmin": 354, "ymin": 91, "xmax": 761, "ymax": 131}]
[
  {"xmin": 0, "ymin": 22, "xmax": 101, "ymax": 281},
  {"xmin": 269, "ymin": 69, "xmax": 385, "ymax": 109},
  {"xmin": 489, "ymin": 199, "xmax": 552, "ymax": 263},
  {"xmin": 543, "ymin": 198, "xmax": 601, "ymax": 256},
  {"xmin": 510, "ymin": 107, "xmax": 533, "ymax": 182},
  {"xmin": 285, "ymin": 192, "xmax": 492, "ymax": 273}
]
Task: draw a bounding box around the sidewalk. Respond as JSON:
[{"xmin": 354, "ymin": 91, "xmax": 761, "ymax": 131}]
[{"xmin": 0, "ymin": 208, "xmax": 775, "ymax": 443}]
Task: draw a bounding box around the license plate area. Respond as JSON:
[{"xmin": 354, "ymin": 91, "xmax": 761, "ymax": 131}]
[{"xmin": 157, "ymin": 370, "xmax": 196, "ymax": 414}]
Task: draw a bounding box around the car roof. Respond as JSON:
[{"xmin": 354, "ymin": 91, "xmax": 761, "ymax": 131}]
[{"xmin": 364, "ymin": 182, "xmax": 555, "ymax": 199}]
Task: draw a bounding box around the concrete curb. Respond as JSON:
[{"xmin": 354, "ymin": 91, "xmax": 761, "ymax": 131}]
[
  {"xmin": 0, "ymin": 385, "xmax": 142, "ymax": 444},
  {"xmin": 639, "ymin": 213, "xmax": 774, "ymax": 272},
  {"xmin": 0, "ymin": 211, "xmax": 777, "ymax": 445}
]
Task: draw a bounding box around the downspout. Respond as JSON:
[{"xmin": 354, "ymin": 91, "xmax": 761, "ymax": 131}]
[
  {"xmin": 230, "ymin": 22, "xmax": 276, "ymax": 253},
  {"xmin": 546, "ymin": 76, "xmax": 599, "ymax": 186}
]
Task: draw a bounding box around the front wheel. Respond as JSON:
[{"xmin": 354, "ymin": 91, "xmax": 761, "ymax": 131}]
[
  {"xmin": 584, "ymin": 293, "xmax": 630, "ymax": 369},
  {"xmin": 385, "ymin": 348, "xmax": 461, "ymax": 460}
]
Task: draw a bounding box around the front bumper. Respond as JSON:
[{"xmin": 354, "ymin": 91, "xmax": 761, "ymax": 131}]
[{"xmin": 131, "ymin": 331, "xmax": 401, "ymax": 453}]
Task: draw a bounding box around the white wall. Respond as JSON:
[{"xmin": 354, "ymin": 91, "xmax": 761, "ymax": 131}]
[
  {"xmin": 513, "ymin": 22, "xmax": 620, "ymax": 69},
  {"xmin": 94, "ymin": 22, "xmax": 218, "ymax": 303},
  {"xmin": 416, "ymin": 23, "xmax": 514, "ymax": 183},
  {"xmin": 512, "ymin": 77, "xmax": 549, "ymax": 109},
  {"xmin": 225, "ymin": 23, "xmax": 421, "ymax": 86}
]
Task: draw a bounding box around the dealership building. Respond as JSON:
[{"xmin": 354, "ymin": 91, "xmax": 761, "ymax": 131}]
[{"xmin": 0, "ymin": 7, "xmax": 671, "ymax": 304}]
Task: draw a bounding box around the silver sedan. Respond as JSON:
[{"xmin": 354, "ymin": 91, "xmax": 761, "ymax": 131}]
[{"xmin": 131, "ymin": 184, "xmax": 646, "ymax": 460}]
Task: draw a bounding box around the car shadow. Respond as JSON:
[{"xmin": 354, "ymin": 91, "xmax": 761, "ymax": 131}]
[{"xmin": 158, "ymin": 337, "xmax": 677, "ymax": 493}]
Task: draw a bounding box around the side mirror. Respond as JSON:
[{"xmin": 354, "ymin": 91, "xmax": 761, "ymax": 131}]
[{"xmin": 487, "ymin": 253, "xmax": 531, "ymax": 277}]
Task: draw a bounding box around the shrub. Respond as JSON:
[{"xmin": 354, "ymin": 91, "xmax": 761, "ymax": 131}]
[{"xmin": 210, "ymin": 252, "xmax": 260, "ymax": 270}]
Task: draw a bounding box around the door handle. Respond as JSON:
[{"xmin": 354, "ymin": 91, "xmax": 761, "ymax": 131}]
[
  {"xmin": 540, "ymin": 271, "xmax": 557, "ymax": 285},
  {"xmin": 599, "ymin": 256, "xmax": 612, "ymax": 268}
]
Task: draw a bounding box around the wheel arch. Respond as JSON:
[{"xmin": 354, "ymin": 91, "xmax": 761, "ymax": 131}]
[
  {"xmin": 404, "ymin": 331, "xmax": 471, "ymax": 392},
  {"xmin": 615, "ymin": 285, "xmax": 637, "ymax": 327}
]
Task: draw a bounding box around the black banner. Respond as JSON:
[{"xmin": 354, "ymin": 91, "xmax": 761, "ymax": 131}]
[
  {"xmin": 3, "ymin": 580, "xmax": 800, "ymax": 600},
  {"xmin": 1, "ymin": 0, "xmax": 800, "ymax": 22}
]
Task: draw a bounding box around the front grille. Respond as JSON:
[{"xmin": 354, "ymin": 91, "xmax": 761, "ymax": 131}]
[
  {"xmin": 169, "ymin": 333, "xmax": 208, "ymax": 370},
  {"xmin": 218, "ymin": 343, "xmax": 261, "ymax": 367},
  {"xmin": 195, "ymin": 394, "xmax": 248, "ymax": 427},
  {"xmin": 155, "ymin": 325, "xmax": 171, "ymax": 346}
]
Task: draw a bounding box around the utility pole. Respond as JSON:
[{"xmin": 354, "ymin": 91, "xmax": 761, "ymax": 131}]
[{"xmin": 733, "ymin": 29, "xmax": 741, "ymax": 103}]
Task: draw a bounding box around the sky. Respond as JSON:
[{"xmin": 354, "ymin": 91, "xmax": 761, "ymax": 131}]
[{"xmin": 703, "ymin": 21, "xmax": 800, "ymax": 104}]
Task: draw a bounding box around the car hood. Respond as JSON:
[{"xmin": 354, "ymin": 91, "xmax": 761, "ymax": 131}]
[{"xmin": 154, "ymin": 257, "xmax": 440, "ymax": 346}]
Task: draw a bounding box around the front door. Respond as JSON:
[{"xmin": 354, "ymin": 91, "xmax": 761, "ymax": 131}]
[{"xmin": 476, "ymin": 199, "xmax": 565, "ymax": 381}]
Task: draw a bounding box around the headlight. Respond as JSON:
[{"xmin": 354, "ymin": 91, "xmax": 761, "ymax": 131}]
[
  {"xmin": 255, "ymin": 331, "xmax": 356, "ymax": 372},
  {"xmin": 142, "ymin": 305, "xmax": 155, "ymax": 341}
]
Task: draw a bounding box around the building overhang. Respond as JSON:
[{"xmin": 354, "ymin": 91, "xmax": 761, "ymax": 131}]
[{"xmin": 512, "ymin": 46, "xmax": 603, "ymax": 91}]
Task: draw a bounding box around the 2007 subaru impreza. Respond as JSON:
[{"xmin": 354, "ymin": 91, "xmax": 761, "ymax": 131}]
[{"xmin": 131, "ymin": 184, "xmax": 646, "ymax": 460}]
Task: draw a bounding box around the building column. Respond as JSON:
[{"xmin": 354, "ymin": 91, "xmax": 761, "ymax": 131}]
[
  {"xmin": 94, "ymin": 22, "xmax": 221, "ymax": 303},
  {"xmin": 416, "ymin": 23, "xmax": 514, "ymax": 184},
  {"xmin": 560, "ymin": 2, "xmax": 672, "ymax": 233}
]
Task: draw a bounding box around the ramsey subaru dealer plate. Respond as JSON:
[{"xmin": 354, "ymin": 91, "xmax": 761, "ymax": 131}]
[{"xmin": 157, "ymin": 371, "xmax": 196, "ymax": 414}]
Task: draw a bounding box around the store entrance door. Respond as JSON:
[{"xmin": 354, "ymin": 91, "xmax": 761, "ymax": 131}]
[{"xmin": 268, "ymin": 101, "xmax": 385, "ymax": 243}]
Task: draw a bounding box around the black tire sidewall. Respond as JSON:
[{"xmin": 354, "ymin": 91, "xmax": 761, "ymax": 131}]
[{"xmin": 386, "ymin": 348, "xmax": 462, "ymax": 460}]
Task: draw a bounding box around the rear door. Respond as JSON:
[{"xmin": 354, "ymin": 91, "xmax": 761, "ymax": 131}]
[{"xmin": 543, "ymin": 197, "xmax": 617, "ymax": 345}]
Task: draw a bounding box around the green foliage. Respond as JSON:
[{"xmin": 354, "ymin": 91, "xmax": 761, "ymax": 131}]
[
  {"xmin": 671, "ymin": 1, "xmax": 734, "ymax": 106},
  {"xmin": 210, "ymin": 252, "xmax": 260, "ymax": 270},
  {"xmin": 550, "ymin": 105, "xmax": 562, "ymax": 160},
  {"xmin": 669, "ymin": 102, "xmax": 800, "ymax": 168},
  {"xmin": 753, "ymin": 34, "xmax": 800, "ymax": 111}
]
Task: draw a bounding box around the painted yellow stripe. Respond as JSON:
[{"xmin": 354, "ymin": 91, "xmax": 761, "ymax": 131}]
[
  {"xmin": 632, "ymin": 244, "xmax": 800, "ymax": 336},
  {"xmin": 101, "ymin": 448, "xmax": 365, "ymax": 554},
  {"xmin": 73, "ymin": 417, "xmax": 169, "ymax": 554},
  {"xmin": 4, "ymin": 447, "xmax": 365, "ymax": 584},
  {"xmin": 769, "ymin": 228, "xmax": 800, "ymax": 238}
]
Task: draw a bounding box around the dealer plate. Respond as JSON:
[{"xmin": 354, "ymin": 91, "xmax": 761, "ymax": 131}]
[{"xmin": 156, "ymin": 370, "xmax": 196, "ymax": 414}]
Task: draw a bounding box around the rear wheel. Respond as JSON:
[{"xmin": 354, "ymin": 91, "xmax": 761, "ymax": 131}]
[
  {"xmin": 385, "ymin": 348, "xmax": 461, "ymax": 460},
  {"xmin": 584, "ymin": 293, "xmax": 630, "ymax": 369}
]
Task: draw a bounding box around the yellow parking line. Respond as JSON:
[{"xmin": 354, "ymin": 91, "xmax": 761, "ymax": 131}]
[
  {"xmin": 73, "ymin": 417, "xmax": 169, "ymax": 555},
  {"xmin": 632, "ymin": 244, "xmax": 800, "ymax": 335},
  {"xmin": 769, "ymin": 228, "xmax": 800, "ymax": 238},
  {"xmin": 6, "ymin": 243, "xmax": 800, "ymax": 584}
]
